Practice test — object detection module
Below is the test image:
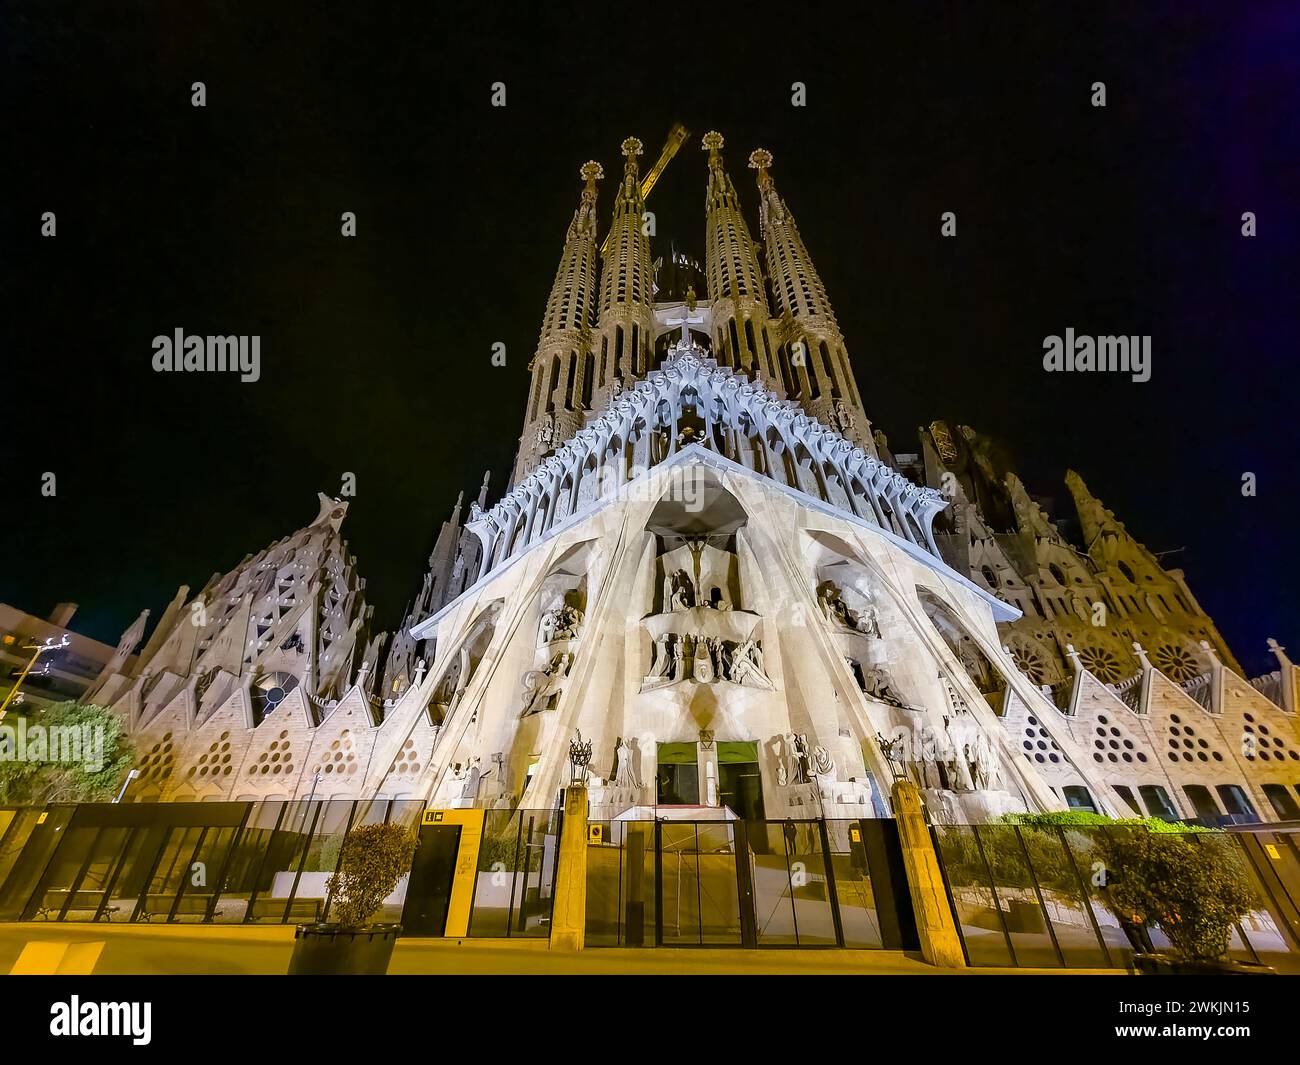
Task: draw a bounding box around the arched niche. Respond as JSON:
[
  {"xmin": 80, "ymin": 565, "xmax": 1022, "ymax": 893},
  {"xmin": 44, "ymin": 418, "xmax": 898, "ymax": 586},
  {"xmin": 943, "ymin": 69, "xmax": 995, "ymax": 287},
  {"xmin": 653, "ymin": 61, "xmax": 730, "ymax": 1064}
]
[{"xmin": 915, "ymin": 587, "xmax": 1014, "ymax": 710}]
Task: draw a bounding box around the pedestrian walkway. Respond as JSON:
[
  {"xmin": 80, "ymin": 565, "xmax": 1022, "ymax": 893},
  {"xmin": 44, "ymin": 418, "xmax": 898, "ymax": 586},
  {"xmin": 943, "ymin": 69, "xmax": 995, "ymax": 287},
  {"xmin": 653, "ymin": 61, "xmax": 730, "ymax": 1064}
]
[{"xmin": 0, "ymin": 922, "xmax": 1118, "ymax": 976}]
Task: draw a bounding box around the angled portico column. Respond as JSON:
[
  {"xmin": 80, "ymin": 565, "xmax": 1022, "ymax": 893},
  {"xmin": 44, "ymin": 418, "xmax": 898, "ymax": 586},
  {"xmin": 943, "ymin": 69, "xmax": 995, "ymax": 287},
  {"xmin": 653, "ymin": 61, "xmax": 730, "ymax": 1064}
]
[
  {"xmin": 550, "ymin": 783, "xmax": 590, "ymax": 951},
  {"xmin": 891, "ymin": 779, "xmax": 966, "ymax": 968}
]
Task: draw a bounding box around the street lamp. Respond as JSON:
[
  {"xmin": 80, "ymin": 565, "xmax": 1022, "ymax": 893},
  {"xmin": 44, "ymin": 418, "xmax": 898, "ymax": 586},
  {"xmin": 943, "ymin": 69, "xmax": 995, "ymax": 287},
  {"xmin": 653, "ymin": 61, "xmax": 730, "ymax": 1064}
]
[
  {"xmin": 114, "ymin": 768, "xmax": 141, "ymax": 804},
  {"xmin": 0, "ymin": 633, "xmax": 71, "ymax": 723}
]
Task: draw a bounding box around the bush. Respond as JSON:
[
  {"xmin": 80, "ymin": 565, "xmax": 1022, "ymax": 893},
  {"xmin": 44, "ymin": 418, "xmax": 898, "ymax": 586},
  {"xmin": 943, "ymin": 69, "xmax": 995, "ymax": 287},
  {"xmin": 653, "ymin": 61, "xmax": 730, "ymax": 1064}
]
[
  {"xmin": 325, "ymin": 822, "xmax": 418, "ymax": 928},
  {"xmin": 1093, "ymin": 830, "xmax": 1258, "ymax": 961},
  {"xmin": 998, "ymin": 810, "xmax": 1209, "ymax": 834}
]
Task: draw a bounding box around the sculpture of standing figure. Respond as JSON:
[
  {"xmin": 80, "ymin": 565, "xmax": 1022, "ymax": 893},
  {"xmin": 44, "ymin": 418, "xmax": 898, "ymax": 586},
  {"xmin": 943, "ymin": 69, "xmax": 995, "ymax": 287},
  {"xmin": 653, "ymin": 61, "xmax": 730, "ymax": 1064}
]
[
  {"xmin": 613, "ymin": 737, "xmax": 637, "ymax": 788},
  {"xmin": 973, "ymin": 731, "xmax": 1001, "ymax": 790},
  {"xmin": 692, "ymin": 636, "xmax": 715, "ymax": 683},
  {"xmin": 667, "ymin": 569, "xmax": 694, "ymax": 611},
  {"xmin": 859, "ymin": 604, "xmax": 882, "ymax": 639},
  {"xmin": 919, "ymin": 726, "xmax": 939, "ymax": 789},
  {"xmin": 791, "ymin": 733, "xmax": 812, "ymax": 785},
  {"xmin": 460, "ymin": 757, "xmax": 482, "ymax": 802}
]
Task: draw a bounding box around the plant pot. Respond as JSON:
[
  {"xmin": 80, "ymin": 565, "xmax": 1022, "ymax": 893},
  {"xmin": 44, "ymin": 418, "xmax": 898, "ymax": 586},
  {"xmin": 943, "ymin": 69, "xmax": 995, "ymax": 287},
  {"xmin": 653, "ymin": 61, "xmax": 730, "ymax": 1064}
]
[
  {"xmin": 288, "ymin": 923, "xmax": 403, "ymax": 975},
  {"xmin": 1132, "ymin": 952, "xmax": 1277, "ymax": 976}
]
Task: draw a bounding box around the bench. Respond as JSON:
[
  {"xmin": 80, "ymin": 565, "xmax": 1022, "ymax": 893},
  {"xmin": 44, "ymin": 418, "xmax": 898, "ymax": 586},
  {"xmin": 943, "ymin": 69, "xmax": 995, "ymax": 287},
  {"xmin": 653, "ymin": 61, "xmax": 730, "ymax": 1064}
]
[
  {"xmin": 247, "ymin": 897, "xmax": 322, "ymax": 924},
  {"xmin": 138, "ymin": 894, "xmax": 216, "ymax": 922},
  {"xmin": 35, "ymin": 890, "xmax": 121, "ymax": 922}
]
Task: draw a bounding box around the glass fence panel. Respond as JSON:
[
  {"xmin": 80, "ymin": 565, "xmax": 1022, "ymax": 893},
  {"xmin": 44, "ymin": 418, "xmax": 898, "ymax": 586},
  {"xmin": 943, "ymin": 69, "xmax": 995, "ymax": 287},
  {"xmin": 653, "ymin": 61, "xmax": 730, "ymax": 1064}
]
[
  {"xmin": 584, "ymin": 819, "xmax": 623, "ymax": 947},
  {"xmin": 1231, "ymin": 831, "xmax": 1300, "ymax": 967},
  {"xmin": 468, "ymin": 809, "xmax": 560, "ymax": 937},
  {"xmin": 170, "ymin": 825, "xmax": 241, "ymax": 922},
  {"xmin": 785, "ymin": 821, "xmax": 838, "ymax": 946},
  {"xmin": 659, "ymin": 823, "xmax": 703, "ymax": 945},
  {"xmin": 245, "ymin": 801, "xmax": 327, "ymax": 924},
  {"xmin": 825, "ymin": 821, "xmax": 883, "ymax": 949},
  {"xmin": 25, "ymin": 823, "xmax": 101, "ymax": 921},
  {"xmin": 694, "ymin": 823, "xmax": 741, "ymax": 945},
  {"xmin": 971, "ymin": 825, "xmax": 1064, "ymax": 967},
  {"xmin": 298, "ymin": 801, "xmax": 358, "ymax": 922},
  {"xmin": 932, "ymin": 825, "xmax": 1013, "ymax": 967},
  {"xmin": 210, "ymin": 802, "xmax": 284, "ymax": 922},
  {"xmin": 622, "ymin": 821, "xmax": 654, "ymax": 947},
  {"xmin": 0, "ymin": 807, "xmax": 57, "ymax": 920},
  {"xmin": 1014, "ymin": 826, "xmax": 1109, "ymax": 968},
  {"xmin": 749, "ymin": 822, "xmax": 796, "ymax": 945},
  {"xmin": 1058, "ymin": 826, "xmax": 1145, "ymax": 965}
]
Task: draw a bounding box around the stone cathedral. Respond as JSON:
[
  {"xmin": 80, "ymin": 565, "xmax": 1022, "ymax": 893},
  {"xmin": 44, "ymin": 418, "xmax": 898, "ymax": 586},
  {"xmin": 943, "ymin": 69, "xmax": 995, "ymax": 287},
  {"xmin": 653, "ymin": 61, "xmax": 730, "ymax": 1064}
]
[{"xmin": 87, "ymin": 132, "xmax": 1300, "ymax": 827}]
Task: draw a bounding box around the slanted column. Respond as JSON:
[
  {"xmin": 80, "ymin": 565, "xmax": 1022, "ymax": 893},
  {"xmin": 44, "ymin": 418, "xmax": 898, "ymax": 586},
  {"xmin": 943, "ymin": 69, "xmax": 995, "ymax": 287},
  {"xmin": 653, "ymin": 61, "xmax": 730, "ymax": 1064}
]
[
  {"xmin": 550, "ymin": 783, "xmax": 590, "ymax": 951},
  {"xmin": 891, "ymin": 779, "xmax": 966, "ymax": 968}
]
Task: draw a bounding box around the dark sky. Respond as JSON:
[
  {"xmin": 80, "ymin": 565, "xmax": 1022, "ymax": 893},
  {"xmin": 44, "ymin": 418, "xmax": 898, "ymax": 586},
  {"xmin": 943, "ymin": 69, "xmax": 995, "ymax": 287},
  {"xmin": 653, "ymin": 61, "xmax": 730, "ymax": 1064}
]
[{"xmin": 3, "ymin": 2, "xmax": 1297, "ymax": 675}]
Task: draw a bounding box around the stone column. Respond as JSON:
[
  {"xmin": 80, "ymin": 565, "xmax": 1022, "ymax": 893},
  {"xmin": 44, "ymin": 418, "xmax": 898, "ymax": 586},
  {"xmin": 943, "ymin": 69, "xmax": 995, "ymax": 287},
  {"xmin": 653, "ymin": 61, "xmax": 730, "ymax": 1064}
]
[
  {"xmin": 550, "ymin": 783, "xmax": 590, "ymax": 951},
  {"xmin": 698, "ymin": 741, "xmax": 719, "ymax": 807},
  {"xmin": 891, "ymin": 778, "xmax": 966, "ymax": 968}
]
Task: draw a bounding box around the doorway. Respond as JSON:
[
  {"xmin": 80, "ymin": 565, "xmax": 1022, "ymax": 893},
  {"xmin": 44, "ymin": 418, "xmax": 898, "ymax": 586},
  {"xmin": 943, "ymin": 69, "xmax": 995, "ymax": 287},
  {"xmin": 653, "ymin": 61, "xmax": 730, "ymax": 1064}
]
[
  {"xmin": 400, "ymin": 824, "xmax": 462, "ymax": 935},
  {"xmin": 655, "ymin": 742, "xmax": 700, "ymax": 805},
  {"xmin": 717, "ymin": 741, "xmax": 765, "ymax": 821}
]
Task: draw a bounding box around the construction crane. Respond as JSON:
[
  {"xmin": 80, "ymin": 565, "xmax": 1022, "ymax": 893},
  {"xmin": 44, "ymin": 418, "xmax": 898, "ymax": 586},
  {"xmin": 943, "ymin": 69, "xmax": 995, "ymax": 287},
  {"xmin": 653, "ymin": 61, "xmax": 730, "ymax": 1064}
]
[{"xmin": 599, "ymin": 122, "xmax": 689, "ymax": 258}]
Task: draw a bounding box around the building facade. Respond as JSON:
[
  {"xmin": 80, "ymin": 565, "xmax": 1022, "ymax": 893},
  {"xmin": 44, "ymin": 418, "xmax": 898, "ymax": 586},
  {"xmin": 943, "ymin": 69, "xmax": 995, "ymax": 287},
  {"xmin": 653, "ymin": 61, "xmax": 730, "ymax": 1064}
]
[{"xmin": 87, "ymin": 132, "xmax": 1300, "ymax": 825}]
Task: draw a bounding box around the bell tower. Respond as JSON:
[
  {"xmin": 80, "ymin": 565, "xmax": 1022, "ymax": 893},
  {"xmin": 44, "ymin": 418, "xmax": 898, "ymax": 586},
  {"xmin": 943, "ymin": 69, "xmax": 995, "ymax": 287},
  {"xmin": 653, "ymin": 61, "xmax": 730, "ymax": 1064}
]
[
  {"xmin": 749, "ymin": 148, "xmax": 874, "ymax": 451},
  {"xmin": 514, "ymin": 161, "xmax": 604, "ymax": 483}
]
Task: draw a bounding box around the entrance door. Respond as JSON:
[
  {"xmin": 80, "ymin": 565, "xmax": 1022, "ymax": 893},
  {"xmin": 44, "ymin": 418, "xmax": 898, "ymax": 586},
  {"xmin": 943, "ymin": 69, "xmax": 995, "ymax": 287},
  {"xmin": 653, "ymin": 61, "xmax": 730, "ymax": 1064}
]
[
  {"xmin": 400, "ymin": 825, "xmax": 461, "ymax": 936},
  {"xmin": 655, "ymin": 742, "xmax": 700, "ymax": 805},
  {"xmin": 718, "ymin": 760, "xmax": 765, "ymax": 821}
]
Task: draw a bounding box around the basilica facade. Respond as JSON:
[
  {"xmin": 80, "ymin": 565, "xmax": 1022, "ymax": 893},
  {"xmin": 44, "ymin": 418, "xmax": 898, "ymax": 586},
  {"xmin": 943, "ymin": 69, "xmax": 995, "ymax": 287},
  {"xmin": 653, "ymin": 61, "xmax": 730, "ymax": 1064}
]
[{"xmin": 86, "ymin": 132, "xmax": 1300, "ymax": 826}]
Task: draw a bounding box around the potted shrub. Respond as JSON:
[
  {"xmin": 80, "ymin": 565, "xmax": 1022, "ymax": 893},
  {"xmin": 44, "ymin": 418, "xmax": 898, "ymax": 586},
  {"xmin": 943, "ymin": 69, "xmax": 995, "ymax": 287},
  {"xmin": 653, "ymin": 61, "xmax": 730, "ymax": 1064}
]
[
  {"xmin": 1093, "ymin": 829, "xmax": 1274, "ymax": 975},
  {"xmin": 288, "ymin": 822, "xmax": 418, "ymax": 975}
]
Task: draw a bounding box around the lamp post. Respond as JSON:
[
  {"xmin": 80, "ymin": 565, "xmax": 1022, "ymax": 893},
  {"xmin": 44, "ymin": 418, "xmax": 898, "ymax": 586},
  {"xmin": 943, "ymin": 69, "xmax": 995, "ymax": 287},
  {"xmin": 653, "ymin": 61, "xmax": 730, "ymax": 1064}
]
[
  {"xmin": 0, "ymin": 633, "xmax": 70, "ymax": 724},
  {"xmin": 114, "ymin": 768, "xmax": 141, "ymax": 804}
]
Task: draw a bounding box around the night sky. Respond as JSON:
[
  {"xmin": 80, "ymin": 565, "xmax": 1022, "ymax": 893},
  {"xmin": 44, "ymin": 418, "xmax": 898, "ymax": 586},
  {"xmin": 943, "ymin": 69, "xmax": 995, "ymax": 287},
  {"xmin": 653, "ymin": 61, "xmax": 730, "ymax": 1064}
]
[{"xmin": 3, "ymin": 3, "xmax": 1297, "ymax": 675}]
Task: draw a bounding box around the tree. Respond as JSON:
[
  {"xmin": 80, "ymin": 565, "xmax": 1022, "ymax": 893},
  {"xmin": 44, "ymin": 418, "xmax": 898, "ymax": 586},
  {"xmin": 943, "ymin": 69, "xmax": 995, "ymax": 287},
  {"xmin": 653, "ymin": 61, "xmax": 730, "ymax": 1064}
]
[
  {"xmin": 1094, "ymin": 830, "xmax": 1259, "ymax": 961},
  {"xmin": 0, "ymin": 700, "xmax": 134, "ymax": 803}
]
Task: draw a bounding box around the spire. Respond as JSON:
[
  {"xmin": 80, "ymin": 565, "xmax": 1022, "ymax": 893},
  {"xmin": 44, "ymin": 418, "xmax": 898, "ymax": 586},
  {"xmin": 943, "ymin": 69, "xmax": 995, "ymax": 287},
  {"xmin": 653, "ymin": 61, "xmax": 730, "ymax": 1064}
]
[
  {"xmin": 1005, "ymin": 472, "xmax": 1060, "ymax": 542},
  {"xmin": 747, "ymin": 148, "xmax": 874, "ymax": 452},
  {"xmin": 590, "ymin": 136, "xmax": 656, "ymax": 396},
  {"xmin": 701, "ymin": 131, "xmax": 770, "ymax": 380},
  {"xmin": 513, "ymin": 163, "xmax": 604, "ymax": 482},
  {"xmin": 477, "ymin": 470, "xmax": 490, "ymax": 510},
  {"xmin": 748, "ymin": 147, "xmax": 837, "ymax": 330},
  {"xmin": 1063, "ymin": 470, "xmax": 1117, "ymax": 556}
]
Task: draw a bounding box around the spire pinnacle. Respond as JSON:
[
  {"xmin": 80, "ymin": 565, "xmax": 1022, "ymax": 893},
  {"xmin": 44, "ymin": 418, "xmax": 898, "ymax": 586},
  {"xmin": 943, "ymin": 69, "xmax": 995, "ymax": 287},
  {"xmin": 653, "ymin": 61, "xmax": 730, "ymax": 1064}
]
[
  {"xmin": 579, "ymin": 160, "xmax": 604, "ymax": 190},
  {"xmin": 620, "ymin": 136, "xmax": 644, "ymax": 171},
  {"xmin": 702, "ymin": 130, "xmax": 725, "ymax": 167},
  {"xmin": 748, "ymin": 147, "xmax": 774, "ymax": 188}
]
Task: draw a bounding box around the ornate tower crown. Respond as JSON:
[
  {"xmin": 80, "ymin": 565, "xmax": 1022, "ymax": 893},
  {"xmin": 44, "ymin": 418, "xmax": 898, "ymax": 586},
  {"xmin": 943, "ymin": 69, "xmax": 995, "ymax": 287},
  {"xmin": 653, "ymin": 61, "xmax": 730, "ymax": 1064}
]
[
  {"xmin": 747, "ymin": 148, "xmax": 774, "ymax": 185},
  {"xmin": 620, "ymin": 137, "xmax": 644, "ymax": 162},
  {"xmin": 702, "ymin": 130, "xmax": 725, "ymax": 162},
  {"xmin": 579, "ymin": 160, "xmax": 604, "ymax": 184}
]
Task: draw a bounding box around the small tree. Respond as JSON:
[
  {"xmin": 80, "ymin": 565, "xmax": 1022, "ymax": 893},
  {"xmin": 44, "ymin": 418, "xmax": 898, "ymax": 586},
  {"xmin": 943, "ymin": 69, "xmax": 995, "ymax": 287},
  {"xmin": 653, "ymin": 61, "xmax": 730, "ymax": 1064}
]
[
  {"xmin": 0, "ymin": 701, "xmax": 134, "ymax": 803},
  {"xmin": 1095, "ymin": 830, "xmax": 1259, "ymax": 961},
  {"xmin": 326, "ymin": 822, "xmax": 418, "ymax": 928}
]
